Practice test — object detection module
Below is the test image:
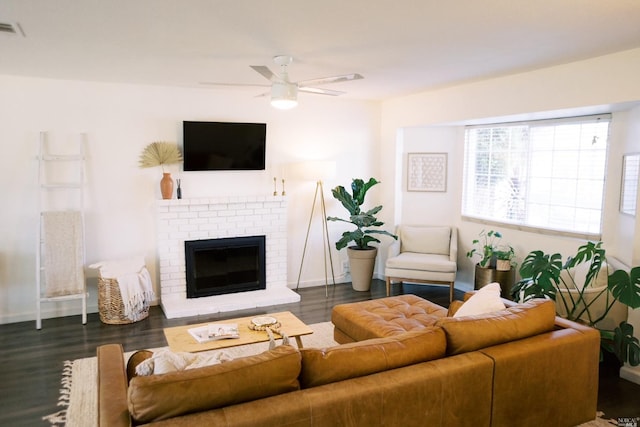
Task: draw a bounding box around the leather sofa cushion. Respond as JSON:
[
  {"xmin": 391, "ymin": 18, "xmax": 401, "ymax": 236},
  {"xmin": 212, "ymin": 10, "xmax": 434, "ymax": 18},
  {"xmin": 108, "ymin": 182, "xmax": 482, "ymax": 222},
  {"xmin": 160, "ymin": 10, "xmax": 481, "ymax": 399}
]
[
  {"xmin": 385, "ymin": 252, "xmax": 455, "ymax": 272},
  {"xmin": 332, "ymin": 294, "xmax": 447, "ymax": 341},
  {"xmin": 127, "ymin": 345, "xmax": 301, "ymax": 424},
  {"xmin": 299, "ymin": 327, "xmax": 446, "ymax": 388},
  {"xmin": 400, "ymin": 226, "xmax": 451, "ymax": 255},
  {"xmin": 435, "ymin": 299, "xmax": 556, "ymax": 355}
]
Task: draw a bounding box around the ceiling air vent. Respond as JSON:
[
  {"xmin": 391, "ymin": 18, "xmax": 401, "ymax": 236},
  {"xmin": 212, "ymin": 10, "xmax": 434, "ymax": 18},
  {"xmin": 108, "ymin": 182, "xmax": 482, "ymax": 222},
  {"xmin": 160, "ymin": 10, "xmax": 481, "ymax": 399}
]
[{"xmin": 0, "ymin": 21, "xmax": 25, "ymax": 37}]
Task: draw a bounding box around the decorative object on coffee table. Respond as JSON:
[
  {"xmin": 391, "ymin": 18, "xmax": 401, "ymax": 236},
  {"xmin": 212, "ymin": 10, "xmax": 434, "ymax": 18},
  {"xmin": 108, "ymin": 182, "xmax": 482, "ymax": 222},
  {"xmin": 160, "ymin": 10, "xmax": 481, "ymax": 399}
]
[
  {"xmin": 249, "ymin": 316, "xmax": 280, "ymax": 330},
  {"xmin": 164, "ymin": 311, "xmax": 313, "ymax": 353},
  {"xmin": 138, "ymin": 141, "xmax": 183, "ymax": 199}
]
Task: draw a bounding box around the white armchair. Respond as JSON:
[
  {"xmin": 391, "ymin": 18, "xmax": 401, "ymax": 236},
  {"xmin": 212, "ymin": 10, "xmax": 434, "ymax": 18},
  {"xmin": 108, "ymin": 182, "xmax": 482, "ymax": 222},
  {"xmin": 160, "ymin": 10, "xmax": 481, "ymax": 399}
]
[{"xmin": 385, "ymin": 225, "xmax": 458, "ymax": 301}]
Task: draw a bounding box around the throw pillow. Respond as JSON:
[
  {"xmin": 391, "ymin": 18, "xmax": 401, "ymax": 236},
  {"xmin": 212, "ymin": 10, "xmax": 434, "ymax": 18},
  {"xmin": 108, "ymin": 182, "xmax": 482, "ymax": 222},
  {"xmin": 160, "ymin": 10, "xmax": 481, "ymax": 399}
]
[
  {"xmin": 126, "ymin": 350, "xmax": 153, "ymax": 382},
  {"xmin": 453, "ymin": 282, "xmax": 505, "ymax": 318},
  {"xmin": 134, "ymin": 349, "xmax": 233, "ymax": 376}
]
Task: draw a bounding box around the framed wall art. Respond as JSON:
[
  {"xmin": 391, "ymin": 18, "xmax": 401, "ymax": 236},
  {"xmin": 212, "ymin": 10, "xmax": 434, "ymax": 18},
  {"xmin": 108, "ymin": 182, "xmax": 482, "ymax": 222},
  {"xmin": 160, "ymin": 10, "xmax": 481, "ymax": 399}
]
[{"xmin": 407, "ymin": 152, "xmax": 447, "ymax": 192}]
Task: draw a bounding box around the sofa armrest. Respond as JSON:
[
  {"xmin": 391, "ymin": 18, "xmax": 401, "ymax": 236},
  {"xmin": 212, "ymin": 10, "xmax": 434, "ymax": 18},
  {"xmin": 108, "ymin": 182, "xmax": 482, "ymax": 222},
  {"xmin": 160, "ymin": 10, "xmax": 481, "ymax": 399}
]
[
  {"xmin": 97, "ymin": 344, "xmax": 131, "ymax": 427},
  {"xmin": 480, "ymin": 325, "xmax": 600, "ymax": 426},
  {"xmin": 387, "ymin": 239, "xmax": 401, "ymax": 258},
  {"xmin": 449, "ymin": 227, "xmax": 458, "ymax": 263}
]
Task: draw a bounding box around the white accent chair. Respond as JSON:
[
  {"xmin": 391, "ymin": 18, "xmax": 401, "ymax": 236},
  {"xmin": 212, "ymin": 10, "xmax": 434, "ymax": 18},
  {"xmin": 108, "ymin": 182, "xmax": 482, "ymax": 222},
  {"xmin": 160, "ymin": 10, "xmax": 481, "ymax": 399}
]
[{"xmin": 385, "ymin": 225, "xmax": 458, "ymax": 302}]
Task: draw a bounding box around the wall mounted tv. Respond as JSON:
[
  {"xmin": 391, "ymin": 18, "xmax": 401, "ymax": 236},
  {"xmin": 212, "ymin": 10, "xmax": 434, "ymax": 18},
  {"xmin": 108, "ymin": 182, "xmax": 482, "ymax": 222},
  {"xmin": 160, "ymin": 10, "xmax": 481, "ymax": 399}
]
[{"xmin": 183, "ymin": 121, "xmax": 266, "ymax": 171}]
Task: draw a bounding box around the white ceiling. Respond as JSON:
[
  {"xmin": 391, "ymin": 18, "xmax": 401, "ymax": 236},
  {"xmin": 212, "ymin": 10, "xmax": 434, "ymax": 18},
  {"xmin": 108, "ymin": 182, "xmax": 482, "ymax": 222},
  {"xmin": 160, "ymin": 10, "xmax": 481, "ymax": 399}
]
[{"xmin": 1, "ymin": 0, "xmax": 640, "ymax": 101}]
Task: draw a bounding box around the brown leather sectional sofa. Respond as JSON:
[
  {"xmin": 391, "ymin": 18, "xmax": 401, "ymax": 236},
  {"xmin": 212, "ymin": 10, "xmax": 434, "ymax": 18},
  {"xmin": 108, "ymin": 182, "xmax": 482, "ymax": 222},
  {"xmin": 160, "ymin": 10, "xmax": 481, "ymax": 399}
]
[{"xmin": 97, "ymin": 295, "xmax": 600, "ymax": 427}]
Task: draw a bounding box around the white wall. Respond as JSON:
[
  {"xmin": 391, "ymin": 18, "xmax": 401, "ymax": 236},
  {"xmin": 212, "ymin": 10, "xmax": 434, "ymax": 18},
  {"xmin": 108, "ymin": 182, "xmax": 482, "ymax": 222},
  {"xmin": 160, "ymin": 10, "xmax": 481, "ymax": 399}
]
[{"xmin": 0, "ymin": 75, "xmax": 380, "ymax": 323}]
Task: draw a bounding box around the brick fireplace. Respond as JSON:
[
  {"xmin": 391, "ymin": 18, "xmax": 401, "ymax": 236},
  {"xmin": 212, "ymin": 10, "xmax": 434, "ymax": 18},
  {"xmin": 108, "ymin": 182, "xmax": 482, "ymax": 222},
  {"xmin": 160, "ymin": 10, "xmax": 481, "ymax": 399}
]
[{"xmin": 156, "ymin": 196, "xmax": 300, "ymax": 318}]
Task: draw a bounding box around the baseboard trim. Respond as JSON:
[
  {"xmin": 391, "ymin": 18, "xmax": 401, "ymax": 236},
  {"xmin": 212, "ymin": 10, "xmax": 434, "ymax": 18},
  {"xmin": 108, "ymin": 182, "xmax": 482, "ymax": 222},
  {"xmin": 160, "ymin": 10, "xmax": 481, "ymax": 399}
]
[{"xmin": 620, "ymin": 365, "xmax": 640, "ymax": 385}]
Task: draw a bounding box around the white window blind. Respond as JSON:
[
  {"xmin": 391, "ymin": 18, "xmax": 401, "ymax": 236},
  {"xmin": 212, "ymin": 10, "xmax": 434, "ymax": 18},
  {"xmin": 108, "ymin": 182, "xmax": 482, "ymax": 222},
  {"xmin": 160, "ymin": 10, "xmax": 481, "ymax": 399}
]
[
  {"xmin": 462, "ymin": 115, "xmax": 610, "ymax": 238},
  {"xmin": 621, "ymin": 153, "xmax": 640, "ymax": 216}
]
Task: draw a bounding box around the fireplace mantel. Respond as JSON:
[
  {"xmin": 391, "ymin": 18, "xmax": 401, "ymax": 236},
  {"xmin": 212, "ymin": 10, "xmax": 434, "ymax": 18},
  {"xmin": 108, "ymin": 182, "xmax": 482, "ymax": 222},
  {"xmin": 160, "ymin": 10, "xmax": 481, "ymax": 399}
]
[{"xmin": 156, "ymin": 196, "xmax": 300, "ymax": 318}]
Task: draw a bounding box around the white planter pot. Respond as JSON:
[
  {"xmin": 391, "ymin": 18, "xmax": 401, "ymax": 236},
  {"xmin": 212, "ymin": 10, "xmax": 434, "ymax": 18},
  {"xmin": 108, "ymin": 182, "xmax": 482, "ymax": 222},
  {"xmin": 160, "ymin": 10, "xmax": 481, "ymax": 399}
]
[
  {"xmin": 496, "ymin": 259, "xmax": 511, "ymax": 271},
  {"xmin": 347, "ymin": 247, "xmax": 377, "ymax": 292}
]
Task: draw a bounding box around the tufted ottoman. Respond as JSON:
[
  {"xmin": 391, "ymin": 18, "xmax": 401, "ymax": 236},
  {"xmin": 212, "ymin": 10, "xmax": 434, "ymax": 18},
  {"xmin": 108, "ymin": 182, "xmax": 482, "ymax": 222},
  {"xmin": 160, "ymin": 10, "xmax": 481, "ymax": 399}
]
[{"xmin": 331, "ymin": 294, "xmax": 448, "ymax": 343}]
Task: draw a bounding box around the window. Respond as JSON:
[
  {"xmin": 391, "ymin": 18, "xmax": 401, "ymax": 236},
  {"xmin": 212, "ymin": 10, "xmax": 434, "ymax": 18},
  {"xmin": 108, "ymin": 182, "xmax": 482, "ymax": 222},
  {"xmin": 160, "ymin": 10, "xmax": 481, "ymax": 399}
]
[
  {"xmin": 621, "ymin": 153, "xmax": 640, "ymax": 216},
  {"xmin": 462, "ymin": 115, "xmax": 610, "ymax": 238}
]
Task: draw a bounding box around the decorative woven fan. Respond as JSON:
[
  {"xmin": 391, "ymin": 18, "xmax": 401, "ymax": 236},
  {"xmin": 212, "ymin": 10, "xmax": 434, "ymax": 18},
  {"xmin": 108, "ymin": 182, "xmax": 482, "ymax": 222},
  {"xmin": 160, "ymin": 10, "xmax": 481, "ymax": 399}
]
[{"xmin": 139, "ymin": 142, "xmax": 182, "ymax": 170}]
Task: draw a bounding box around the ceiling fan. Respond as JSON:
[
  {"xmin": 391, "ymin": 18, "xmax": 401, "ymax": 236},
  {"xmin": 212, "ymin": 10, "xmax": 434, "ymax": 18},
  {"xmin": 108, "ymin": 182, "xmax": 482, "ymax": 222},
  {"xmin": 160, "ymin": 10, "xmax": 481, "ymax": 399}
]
[{"xmin": 201, "ymin": 55, "xmax": 363, "ymax": 109}]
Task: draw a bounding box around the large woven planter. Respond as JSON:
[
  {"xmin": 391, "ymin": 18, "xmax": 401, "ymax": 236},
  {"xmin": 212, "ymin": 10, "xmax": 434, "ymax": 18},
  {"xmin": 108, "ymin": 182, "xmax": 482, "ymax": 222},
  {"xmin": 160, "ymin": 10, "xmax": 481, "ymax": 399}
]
[
  {"xmin": 347, "ymin": 247, "xmax": 377, "ymax": 291},
  {"xmin": 98, "ymin": 277, "xmax": 149, "ymax": 324}
]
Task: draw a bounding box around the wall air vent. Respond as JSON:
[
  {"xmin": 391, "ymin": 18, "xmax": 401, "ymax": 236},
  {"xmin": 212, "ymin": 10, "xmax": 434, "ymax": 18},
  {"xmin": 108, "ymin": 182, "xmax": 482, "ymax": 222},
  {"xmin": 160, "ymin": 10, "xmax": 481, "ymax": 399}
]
[{"xmin": 0, "ymin": 21, "xmax": 25, "ymax": 37}]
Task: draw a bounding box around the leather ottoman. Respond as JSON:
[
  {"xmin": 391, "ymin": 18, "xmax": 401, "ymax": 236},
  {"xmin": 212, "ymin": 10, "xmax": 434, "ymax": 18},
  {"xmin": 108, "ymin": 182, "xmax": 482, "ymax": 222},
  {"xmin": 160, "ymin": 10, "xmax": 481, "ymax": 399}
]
[{"xmin": 331, "ymin": 294, "xmax": 448, "ymax": 343}]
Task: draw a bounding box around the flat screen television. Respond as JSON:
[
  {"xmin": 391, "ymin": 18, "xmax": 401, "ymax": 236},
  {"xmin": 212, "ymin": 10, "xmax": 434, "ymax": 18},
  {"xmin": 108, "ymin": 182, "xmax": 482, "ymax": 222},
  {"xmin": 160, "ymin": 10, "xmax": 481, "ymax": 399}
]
[{"xmin": 183, "ymin": 121, "xmax": 266, "ymax": 171}]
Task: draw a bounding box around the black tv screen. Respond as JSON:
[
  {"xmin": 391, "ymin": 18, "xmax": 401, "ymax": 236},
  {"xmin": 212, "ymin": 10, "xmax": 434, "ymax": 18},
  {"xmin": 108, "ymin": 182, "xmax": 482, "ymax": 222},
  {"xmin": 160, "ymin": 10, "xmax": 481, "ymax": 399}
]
[{"xmin": 183, "ymin": 121, "xmax": 266, "ymax": 171}]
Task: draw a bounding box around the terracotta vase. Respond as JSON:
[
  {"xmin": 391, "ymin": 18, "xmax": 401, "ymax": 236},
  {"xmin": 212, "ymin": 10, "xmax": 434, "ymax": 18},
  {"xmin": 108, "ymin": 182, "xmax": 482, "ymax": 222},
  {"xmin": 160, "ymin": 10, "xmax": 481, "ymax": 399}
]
[{"xmin": 160, "ymin": 172, "xmax": 173, "ymax": 199}]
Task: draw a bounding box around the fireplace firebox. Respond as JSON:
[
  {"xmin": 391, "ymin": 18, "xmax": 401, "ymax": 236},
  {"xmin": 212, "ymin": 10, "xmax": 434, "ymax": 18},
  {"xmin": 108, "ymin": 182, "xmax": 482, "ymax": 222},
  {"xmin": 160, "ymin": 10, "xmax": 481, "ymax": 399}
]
[{"xmin": 185, "ymin": 235, "xmax": 266, "ymax": 298}]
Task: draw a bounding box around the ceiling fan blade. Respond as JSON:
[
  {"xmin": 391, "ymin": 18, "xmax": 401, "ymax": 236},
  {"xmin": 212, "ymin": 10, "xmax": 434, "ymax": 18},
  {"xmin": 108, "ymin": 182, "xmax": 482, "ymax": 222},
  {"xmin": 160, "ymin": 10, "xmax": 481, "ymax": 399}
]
[
  {"xmin": 250, "ymin": 65, "xmax": 280, "ymax": 82},
  {"xmin": 299, "ymin": 87, "xmax": 346, "ymax": 96},
  {"xmin": 199, "ymin": 82, "xmax": 270, "ymax": 88},
  {"xmin": 298, "ymin": 73, "xmax": 363, "ymax": 88}
]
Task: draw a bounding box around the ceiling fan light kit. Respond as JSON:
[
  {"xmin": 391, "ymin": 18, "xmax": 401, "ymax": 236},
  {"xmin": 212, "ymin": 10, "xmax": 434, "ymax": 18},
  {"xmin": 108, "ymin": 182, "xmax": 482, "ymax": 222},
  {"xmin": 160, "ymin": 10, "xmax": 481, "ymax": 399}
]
[{"xmin": 270, "ymin": 81, "xmax": 298, "ymax": 110}]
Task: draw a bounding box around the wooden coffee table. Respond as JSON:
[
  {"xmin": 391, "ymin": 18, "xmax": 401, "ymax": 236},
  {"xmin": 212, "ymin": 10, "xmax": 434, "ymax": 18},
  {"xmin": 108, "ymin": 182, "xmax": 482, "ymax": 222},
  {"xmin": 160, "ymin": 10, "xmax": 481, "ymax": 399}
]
[{"xmin": 163, "ymin": 311, "xmax": 313, "ymax": 353}]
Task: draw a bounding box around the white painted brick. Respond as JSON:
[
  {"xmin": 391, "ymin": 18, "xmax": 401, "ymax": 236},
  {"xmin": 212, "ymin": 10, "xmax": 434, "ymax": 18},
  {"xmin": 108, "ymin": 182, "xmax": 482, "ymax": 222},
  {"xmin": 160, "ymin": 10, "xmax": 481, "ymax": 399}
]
[
  {"xmin": 179, "ymin": 211, "xmax": 198, "ymax": 219},
  {"xmin": 169, "ymin": 205, "xmax": 190, "ymax": 213},
  {"xmin": 179, "ymin": 224, "xmax": 199, "ymax": 232},
  {"xmin": 189, "ymin": 204, "xmax": 208, "ymax": 212},
  {"xmin": 198, "ymin": 211, "xmax": 218, "ymax": 218},
  {"xmin": 157, "ymin": 197, "xmax": 289, "ymax": 315}
]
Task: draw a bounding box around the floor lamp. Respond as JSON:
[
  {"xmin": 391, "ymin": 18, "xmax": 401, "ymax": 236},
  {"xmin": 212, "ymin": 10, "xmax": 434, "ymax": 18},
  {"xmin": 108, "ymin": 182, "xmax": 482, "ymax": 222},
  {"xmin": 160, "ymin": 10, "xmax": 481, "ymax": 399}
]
[{"xmin": 295, "ymin": 161, "xmax": 337, "ymax": 297}]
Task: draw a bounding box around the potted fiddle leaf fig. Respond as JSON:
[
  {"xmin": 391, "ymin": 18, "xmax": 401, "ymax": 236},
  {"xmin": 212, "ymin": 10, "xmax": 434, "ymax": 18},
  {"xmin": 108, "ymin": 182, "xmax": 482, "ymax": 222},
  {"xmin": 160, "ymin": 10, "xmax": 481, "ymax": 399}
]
[
  {"xmin": 512, "ymin": 241, "xmax": 640, "ymax": 366},
  {"xmin": 327, "ymin": 178, "xmax": 397, "ymax": 291}
]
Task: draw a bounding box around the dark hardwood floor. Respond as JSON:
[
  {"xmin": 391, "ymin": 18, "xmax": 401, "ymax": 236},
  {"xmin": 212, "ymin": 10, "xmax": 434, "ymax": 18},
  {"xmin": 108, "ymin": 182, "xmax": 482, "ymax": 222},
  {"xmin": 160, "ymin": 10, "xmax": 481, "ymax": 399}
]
[{"xmin": 1, "ymin": 280, "xmax": 638, "ymax": 426}]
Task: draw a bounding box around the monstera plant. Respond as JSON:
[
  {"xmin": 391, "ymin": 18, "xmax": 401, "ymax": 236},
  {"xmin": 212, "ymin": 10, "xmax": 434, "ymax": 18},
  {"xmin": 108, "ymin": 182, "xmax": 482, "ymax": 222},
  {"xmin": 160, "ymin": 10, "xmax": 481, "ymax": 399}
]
[
  {"xmin": 512, "ymin": 241, "xmax": 640, "ymax": 366},
  {"xmin": 327, "ymin": 178, "xmax": 397, "ymax": 291}
]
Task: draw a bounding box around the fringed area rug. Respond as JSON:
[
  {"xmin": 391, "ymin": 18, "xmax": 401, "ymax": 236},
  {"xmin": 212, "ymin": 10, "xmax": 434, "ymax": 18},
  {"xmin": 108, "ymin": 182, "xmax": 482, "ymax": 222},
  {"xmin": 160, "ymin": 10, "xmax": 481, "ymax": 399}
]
[
  {"xmin": 44, "ymin": 320, "xmax": 619, "ymax": 427},
  {"xmin": 577, "ymin": 413, "xmax": 621, "ymax": 426},
  {"xmin": 43, "ymin": 321, "xmax": 337, "ymax": 427}
]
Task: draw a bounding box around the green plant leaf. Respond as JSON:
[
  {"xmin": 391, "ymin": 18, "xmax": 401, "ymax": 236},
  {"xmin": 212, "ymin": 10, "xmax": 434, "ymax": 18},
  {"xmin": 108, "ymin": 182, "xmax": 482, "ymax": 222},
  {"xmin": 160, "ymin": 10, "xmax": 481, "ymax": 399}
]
[
  {"xmin": 351, "ymin": 178, "xmax": 379, "ymax": 206},
  {"xmin": 608, "ymin": 267, "xmax": 640, "ymax": 309},
  {"xmin": 517, "ymin": 250, "xmax": 562, "ymax": 299},
  {"xmin": 611, "ymin": 321, "xmax": 640, "ymax": 366},
  {"xmin": 331, "ymin": 186, "xmax": 359, "ymax": 215},
  {"xmin": 567, "ymin": 241, "xmax": 605, "ymax": 288}
]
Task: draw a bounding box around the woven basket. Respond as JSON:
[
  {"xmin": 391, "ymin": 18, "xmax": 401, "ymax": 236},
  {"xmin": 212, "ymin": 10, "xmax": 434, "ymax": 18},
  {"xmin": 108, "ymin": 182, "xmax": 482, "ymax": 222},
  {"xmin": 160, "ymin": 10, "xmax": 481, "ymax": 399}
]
[{"xmin": 98, "ymin": 277, "xmax": 149, "ymax": 324}]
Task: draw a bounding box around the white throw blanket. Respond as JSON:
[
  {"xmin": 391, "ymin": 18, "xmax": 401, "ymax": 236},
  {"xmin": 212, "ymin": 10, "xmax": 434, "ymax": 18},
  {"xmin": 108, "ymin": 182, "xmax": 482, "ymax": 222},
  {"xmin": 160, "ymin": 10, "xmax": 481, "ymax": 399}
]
[
  {"xmin": 90, "ymin": 256, "xmax": 155, "ymax": 321},
  {"xmin": 42, "ymin": 211, "xmax": 85, "ymax": 297}
]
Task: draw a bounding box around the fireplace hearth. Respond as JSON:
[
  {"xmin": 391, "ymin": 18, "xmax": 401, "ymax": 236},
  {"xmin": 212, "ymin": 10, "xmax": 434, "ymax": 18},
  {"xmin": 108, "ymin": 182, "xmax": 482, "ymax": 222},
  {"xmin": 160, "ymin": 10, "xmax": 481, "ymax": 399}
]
[{"xmin": 185, "ymin": 235, "xmax": 266, "ymax": 298}]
